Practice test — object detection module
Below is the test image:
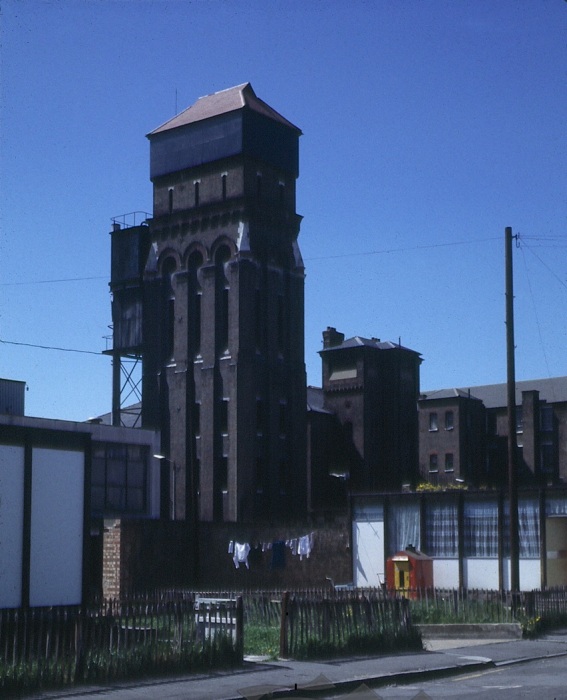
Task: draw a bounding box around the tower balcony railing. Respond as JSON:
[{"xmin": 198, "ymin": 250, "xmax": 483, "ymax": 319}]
[{"xmin": 111, "ymin": 211, "xmax": 151, "ymax": 229}]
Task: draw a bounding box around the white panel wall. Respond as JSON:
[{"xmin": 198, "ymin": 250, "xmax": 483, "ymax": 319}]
[
  {"xmin": 463, "ymin": 558, "xmax": 500, "ymax": 589},
  {"xmin": 501, "ymin": 558, "xmax": 541, "ymax": 591},
  {"xmin": 29, "ymin": 448, "xmax": 84, "ymax": 606},
  {"xmin": 0, "ymin": 445, "xmax": 25, "ymax": 607},
  {"xmin": 353, "ymin": 520, "xmax": 385, "ymax": 587},
  {"xmin": 432, "ymin": 559, "xmax": 460, "ymax": 588}
]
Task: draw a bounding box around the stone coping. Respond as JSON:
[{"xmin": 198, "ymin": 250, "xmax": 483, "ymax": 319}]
[{"xmin": 417, "ymin": 623, "xmax": 523, "ymax": 639}]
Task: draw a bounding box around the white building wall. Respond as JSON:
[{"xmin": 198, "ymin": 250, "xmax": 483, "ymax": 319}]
[
  {"xmin": 501, "ymin": 558, "xmax": 541, "ymax": 591},
  {"xmin": 0, "ymin": 445, "xmax": 25, "ymax": 607},
  {"xmin": 432, "ymin": 559, "xmax": 460, "ymax": 588},
  {"xmin": 353, "ymin": 520, "xmax": 385, "ymax": 587},
  {"xmin": 463, "ymin": 558, "xmax": 500, "ymax": 589},
  {"xmin": 29, "ymin": 448, "xmax": 84, "ymax": 606}
]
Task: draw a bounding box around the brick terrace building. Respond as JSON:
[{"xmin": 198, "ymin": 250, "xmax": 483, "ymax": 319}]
[{"xmin": 419, "ymin": 376, "xmax": 567, "ymax": 487}]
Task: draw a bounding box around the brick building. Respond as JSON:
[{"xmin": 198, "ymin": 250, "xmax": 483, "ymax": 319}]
[
  {"xmin": 419, "ymin": 377, "xmax": 567, "ymax": 487},
  {"xmin": 307, "ymin": 327, "xmax": 422, "ymax": 507},
  {"xmin": 418, "ymin": 389, "xmax": 486, "ymax": 486}
]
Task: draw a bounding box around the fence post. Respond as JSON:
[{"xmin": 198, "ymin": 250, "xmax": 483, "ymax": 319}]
[
  {"xmin": 74, "ymin": 609, "xmax": 85, "ymax": 682},
  {"xmin": 280, "ymin": 591, "xmax": 290, "ymax": 659},
  {"xmin": 525, "ymin": 591, "xmax": 534, "ymax": 618},
  {"xmin": 235, "ymin": 596, "xmax": 244, "ymax": 661}
]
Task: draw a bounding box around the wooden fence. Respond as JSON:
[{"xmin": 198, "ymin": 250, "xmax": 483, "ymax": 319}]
[
  {"xmin": 279, "ymin": 590, "xmax": 416, "ymax": 659},
  {"xmin": 2, "ymin": 586, "xmax": 567, "ymax": 692},
  {"xmin": 408, "ymin": 588, "xmax": 518, "ymax": 623},
  {"xmin": 0, "ymin": 596, "xmax": 243, "ymax": 693},
  {"xmin": 526, "ymin": 587, "xmax": 567, "ymax": 619},
  {"xmin": 394, "ymin": 587, "xmax": 567, "ymax": 624}
]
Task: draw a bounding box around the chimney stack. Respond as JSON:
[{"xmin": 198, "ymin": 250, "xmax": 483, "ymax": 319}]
[{"xmin": 322, "ymin": 327, "xmax": 345, "ymax": 349}]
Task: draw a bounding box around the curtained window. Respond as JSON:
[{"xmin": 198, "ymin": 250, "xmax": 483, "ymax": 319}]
[
  {"xmin": 503, "ymin": 497, "xmax": 540, "ymax": 558},
  {"xmin": 426, "ymin": 499, "xmax": 458, "ymax": 557},
  {"xmin": 388, "ymin": 499, "xmax": 420, "ymax": 555},
  {"xmin": 546, "ymin": 496, "xmax": 567, "ymax": 517},
  {"xmin": 464, "ymin": 498, "xmax": 498, "ymax": 557}
]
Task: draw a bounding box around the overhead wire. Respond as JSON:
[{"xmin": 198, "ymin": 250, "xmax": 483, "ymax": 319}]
[
  {"xmin": 1, "ymin": 233, "xmax": 564, "ymax": 358},
  {"xmin": 518, "ymin": 240, "xmax": 554, "ymax": 394},
  {"xmin": 0, "ymin": 338, "xmax": 104, "ymax": 356},
  {"xmin": 305, "ymin": 236, "xmax": 501, "ymax": 261},
  {"xmin": 0, "ymin": 275, "xmax": 107, "ymax": 287},
  {"xmin": 0, "ymin": 238, "xmax": 503, "ymax": 285},
  {"xmin": 519, "ymin": 237, "xmax": 567, "ymax": 292},
  {"xmin": 1, "ymin": 235, "xmax": 562, "ymax": 281}
]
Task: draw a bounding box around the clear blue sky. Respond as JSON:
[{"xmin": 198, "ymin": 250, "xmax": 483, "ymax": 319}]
[{"xmin": 1, "ymin": 0, "xmax": 565, "ymax": 422}]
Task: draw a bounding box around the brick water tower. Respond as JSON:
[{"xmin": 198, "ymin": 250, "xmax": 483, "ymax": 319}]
[{"xmin": 110, "ymin": 84, "xmax": 307, "ymax": 524}]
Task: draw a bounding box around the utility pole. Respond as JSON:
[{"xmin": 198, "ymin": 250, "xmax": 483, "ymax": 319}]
[{"xmin": 505, "ymin": 226, "xmax": 520, "ymax": 594}]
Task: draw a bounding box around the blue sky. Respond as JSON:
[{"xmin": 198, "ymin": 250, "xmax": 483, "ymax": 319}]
[{"xmin": 1, "ymin": 0, "xmax": 565, "ymax": 422}]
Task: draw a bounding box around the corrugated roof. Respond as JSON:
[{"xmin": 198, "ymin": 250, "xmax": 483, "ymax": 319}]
[
  {"xmin": 422, "ymin": 377, "xmax": 567, "ymax": 408},
  {"xmin": 149, "ymin": 83, "xmax": 301, "ymax": 136}
]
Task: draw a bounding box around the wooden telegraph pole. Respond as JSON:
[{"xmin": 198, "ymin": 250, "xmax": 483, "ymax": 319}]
[{"xmin": 505, "ymin": 226, "xmax": 520, "ymax": 594}]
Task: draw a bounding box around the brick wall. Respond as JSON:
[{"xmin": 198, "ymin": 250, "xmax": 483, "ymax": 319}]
[
  {"xmin": 102, "ymin": 519, "xmax": 122, "ymax": 599},
  {"xmin": 197, "ymin": 517, "xmax": 352, "ymax": 589},
  {"xmin": 102, "ymin": 519, "xmax": 192, "ymax": 598},
  {"xmin": 101, "ymin": 516, "xmax": 352, "ymax": 596}
]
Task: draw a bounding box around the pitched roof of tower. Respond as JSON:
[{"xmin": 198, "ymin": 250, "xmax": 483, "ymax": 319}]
[
  {"xmin": 149, "ymin": 83, "xmax": 301, "ymax": 136},
  {"xmin": 320, "ymin": 335, "xmax": 421, "ymax": 355}
]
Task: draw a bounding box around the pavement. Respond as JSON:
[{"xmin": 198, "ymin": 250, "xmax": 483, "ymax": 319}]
[{"xmin": 27, "ymin": 629, "xmax": 567, "ymax": 700}]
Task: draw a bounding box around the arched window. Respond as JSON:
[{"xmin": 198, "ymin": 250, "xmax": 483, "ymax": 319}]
[
  {"xmin": 187, "ymin": 251, "xmax": 203, "ymax": 357},
  {"xmin": 215, "ymin": 246, "xmax": 230, "ymax": 354},
  {"xmin": 161, "ymin": 257, "xmax": 176, "ymax": 362}
]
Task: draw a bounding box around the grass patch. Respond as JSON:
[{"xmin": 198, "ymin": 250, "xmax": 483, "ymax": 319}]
[
  {"xmin": 292, "ymin": 628, "xmax": 423, "ymax": 660},
  {"xmin": 409, "ymin": 599, "xmax": 511, "ymax": 625},
  {"xmin": 244, "ymin": 624, "xmax": 280, "ymax": 659},
  {"xmin": 0, "ymin": 634, "xmax": 241, "ymax": 696}
]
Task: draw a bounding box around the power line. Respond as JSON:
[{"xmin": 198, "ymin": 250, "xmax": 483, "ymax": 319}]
[
  {"xmin": 0, "ymin": 338, "xmax": 104, "ymax": 356},
  {"xmin": 519, "ymin": 245, "xmax": 554, "ymax": 391},
  {"xmin": 2, "ymin": 238, "xmax": 502, "ymax": 285},
  {"xmin": 520, "ymin": 237, "xmax": 567, "ymax": 292},
  {"xmin": 1, "ymin": 235, "xmax": 563, "ymax": 282},
  {"xmin": 305, "ymin": 237, "xmax": 501, "ymax": 261},
  {"xmin": 0, "ymin": 276, "xmax": 107, "ymax": 287}
]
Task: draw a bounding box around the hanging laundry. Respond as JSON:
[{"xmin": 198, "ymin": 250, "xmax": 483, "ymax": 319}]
[
  {"xmin": 298, "ymin": 533, "xmax": 313, "ymax": 560},
  {"xmin": 286, "ymin": 538, "xmax": 298, "ymax": 556},
  {"xmin": 232, "ymin": 542, "xmax": 251, "ymax": 569}
]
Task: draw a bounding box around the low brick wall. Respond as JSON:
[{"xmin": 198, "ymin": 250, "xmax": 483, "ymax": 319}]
[
  {"xmin": 101, "ymin": 516, "xmax": 353, "ymax": 596},
  {"xmin": 102, "ymin": 519, "xmax": 192, "ymax": 598}
]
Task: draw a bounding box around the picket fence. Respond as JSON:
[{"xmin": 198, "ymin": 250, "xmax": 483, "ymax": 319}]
[
  {"xmin": 0, "ymin": 596, "xmax": 242, "ymax": 691},
  {"xmin": 279, "ymin": 589, "xmax": 415, "ymax": 658},
  {"xmin": 2, "ymin": 586, "xmax": 567, "ymax": 692},
  {"xmin": 405, "ymin": 586, "xmax": 567, "ymax": 623}
]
